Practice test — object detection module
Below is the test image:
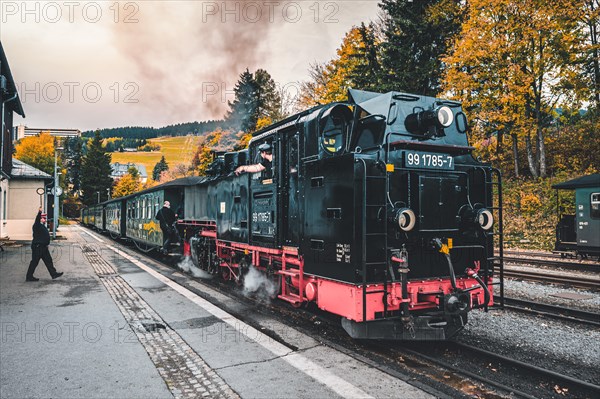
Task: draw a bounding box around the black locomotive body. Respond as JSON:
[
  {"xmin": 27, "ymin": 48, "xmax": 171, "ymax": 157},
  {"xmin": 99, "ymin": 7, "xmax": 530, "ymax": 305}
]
[{"xmin": 82, "ymin": 89, "xmax": 503, "ymax": 340}]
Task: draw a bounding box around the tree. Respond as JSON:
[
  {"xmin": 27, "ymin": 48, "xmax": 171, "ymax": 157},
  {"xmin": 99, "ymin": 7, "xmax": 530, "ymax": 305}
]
[
  {"xmin": 379, "ymin": 0, "xmax": 464, "ymax": 95},
  {"xmin": 577, "ymin": 1, "xmax": 600, "ymax": 109},
  {"xmin": 254, "ymin": 69, "xmax": 283, "ymax": 122},
  {"xmin": 14, "ymin": 132, "xmax": 55, "ymax": 175},
  {"xmin": 80, "ymin": 131, "xmax": 113, "ymax": 205},
  {"xmin": 226, "ymin": 68, "xmax": 284, "ymax": 133},
  {"xmin": 227, "ymin": 69, "xmax": 259, "ymax": 132},
  {"xmin": 152, "ymin": 156, "xmax": 169, "ymax": 181},
  {"xmin": 298, "ymin": 24, "xmax": 383, "ymax": 107},
  {"xmin": 64, "ymin": 137, "xmax": 83, "ymax": 194},
  {"xmin": 191, "ymin": 129, "xmax": 223, "ymax": 176},
  {"xmin": 113, "ymin": 166, "xmax": 142, "ymax": 198},
  {"xmin": 442, "ymin": 0, "xmax": 585, "ymax": 178}
]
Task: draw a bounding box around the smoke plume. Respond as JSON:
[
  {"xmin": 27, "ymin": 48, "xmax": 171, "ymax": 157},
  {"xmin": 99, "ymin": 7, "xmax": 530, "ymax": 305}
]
[{"xmin": 111, "ymin": 1, "xmax": 275, "ymax": 123}]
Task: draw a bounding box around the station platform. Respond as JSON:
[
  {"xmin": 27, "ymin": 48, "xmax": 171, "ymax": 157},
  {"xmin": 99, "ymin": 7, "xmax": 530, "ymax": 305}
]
[{"xmin": 0, "ymin": 225, "xmax": 434, "ymax": 399}]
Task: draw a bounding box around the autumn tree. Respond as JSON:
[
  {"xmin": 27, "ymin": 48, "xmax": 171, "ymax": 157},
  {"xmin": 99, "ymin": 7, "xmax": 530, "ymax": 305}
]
[
  {"xmin": 442, "ymin": 0, "xmax": 585, "ymax": 178},
  {"xmin": 298, "ymin": 24, "xmax": 382, "ymax": 107},
  {"xmin": 577, "ymin": 0, "xmax": 600, "ymax": 108},
  {"xmin": 191, "ymin": 129, "xmax": 223, "ymax": 176},
  {"xmin": 113, "ymin": 166, "xmax": 142, "ymax": 198},
  {"xmin": 379, "ymin": 0, "xmax": 464, "ymax": 95},
  {"xmin": 80, "ymin": 131, "xmax": 113, "ymax": 205},
  {"xmin": 14, "ymin": 132, "xmax": 55, "ymax": 175},
  {"xmin": 152, "ymin": 156, "xmax": 169, "ymax": 181}
]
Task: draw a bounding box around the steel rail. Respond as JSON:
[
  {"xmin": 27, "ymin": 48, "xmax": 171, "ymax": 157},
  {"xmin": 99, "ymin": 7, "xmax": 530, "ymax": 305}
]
[
  {"xmin": 503, "ymin": 256, "xmax": 600, "ymax": 272},
  {"xmin": 450, "ymin": 342, "xmax": 600, "ymax": 397},
  {"xmin": 499, "ymin": 268, "xmax": 600, "ymax": 290},
  {"xmin": 499, "ymin": 296, "xmax": 600, "ymax": 327}
]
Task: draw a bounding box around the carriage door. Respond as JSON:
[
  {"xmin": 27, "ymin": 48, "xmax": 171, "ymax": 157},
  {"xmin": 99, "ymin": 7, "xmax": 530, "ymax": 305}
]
[{"xmin": 283, "ymin": 131, "xmax": 300, "ymax": 246}]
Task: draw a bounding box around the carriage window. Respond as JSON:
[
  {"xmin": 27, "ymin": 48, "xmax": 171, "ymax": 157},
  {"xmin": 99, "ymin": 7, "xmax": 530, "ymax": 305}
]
[
  {"xmin": 591, "ymin": 193, "xmax": 600, "ymax": 219},
  {"xmin": 136, "ymin": 200, "xmax": 140, "ymax": 219},
  {"xmin": 148, "ymin": 200, "xmax": 152, "ymax": 219}
]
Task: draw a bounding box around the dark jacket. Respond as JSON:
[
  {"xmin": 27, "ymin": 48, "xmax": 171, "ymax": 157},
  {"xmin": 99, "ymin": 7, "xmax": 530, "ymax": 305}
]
[
  {"xmin": 32, "ymin": 211, "xmax": 50, "ymax": 246},
  {"xmin": 155, "ymin": 206, "xmax": 176, "ymax": 231}
]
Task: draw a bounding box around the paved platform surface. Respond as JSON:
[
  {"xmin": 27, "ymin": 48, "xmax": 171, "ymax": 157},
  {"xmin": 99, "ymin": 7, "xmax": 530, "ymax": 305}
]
[{"xmin": 1, "ymin": 225, "xmax": 434, "ymax": 399}]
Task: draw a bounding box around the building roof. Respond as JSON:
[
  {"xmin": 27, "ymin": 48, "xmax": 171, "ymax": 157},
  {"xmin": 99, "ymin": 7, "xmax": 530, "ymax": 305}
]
[
  {"xmin": 111, "ymin": 162, "xmax": 148, "ymax": 178},
  {"xmin": 552, "ymin": 174, "xmax": 600, "ymax": 190},
  {"xmin": 0, "ymin": 41, "xmax": 25, "ymax": 117},
  {"xmin": 11, "ymin": 158, "xmax": 52, "ymax": 180}
]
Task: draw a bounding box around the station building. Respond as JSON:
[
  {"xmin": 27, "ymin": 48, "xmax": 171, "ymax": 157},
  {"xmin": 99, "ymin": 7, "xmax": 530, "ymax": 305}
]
[{"xmin": 1, "ymin": 41, "xmax": 53, "ymax": 240}]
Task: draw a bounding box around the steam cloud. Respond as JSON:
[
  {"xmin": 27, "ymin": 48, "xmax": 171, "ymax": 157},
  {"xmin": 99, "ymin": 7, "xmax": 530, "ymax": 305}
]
[
  {"xmin": 177, "ymin": 256, "xmax": 212, "ymax": 279},
  {"xmin": 243, "ymin": 265, "xmax": 279, "ymax": 302}
]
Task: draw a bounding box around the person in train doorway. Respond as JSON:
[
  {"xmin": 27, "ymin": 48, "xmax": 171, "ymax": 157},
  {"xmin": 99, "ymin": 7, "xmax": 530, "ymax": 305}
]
[
  {"xmin": 235, "ymin": 142, "xmax": 273, "ymax": 178},
  {"xmin": 156, "ymin": 200, "xmax": 177, "ymax": 254},
  {"xmin": 26, "ymin": 209, "xmax": 63, "ymax": 282}
]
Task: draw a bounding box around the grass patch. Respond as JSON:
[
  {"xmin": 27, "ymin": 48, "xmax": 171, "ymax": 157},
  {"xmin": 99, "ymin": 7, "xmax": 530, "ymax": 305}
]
[{"xmin": 110, "ymin": 136, "xmax": 203, "ymax": 176}]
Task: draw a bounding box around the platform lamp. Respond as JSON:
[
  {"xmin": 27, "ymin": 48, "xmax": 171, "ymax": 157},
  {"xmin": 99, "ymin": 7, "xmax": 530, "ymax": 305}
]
[{"xmin": 53, "ymin": 144, "xmax": 64, "ymax": 239}]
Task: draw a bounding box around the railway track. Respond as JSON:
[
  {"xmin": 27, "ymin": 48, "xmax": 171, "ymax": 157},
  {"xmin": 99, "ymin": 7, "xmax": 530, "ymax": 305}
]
[
  {"xmin": 502, "ymin": 255, "xmax": 599, "ymax": 273},
  {"xmin": 503, "ymin": 249, "xmax": 599, "ymax": 261},
  {"xmin": 87, "ymin": 227, "xmax": 599, "ymax": 398},
  {"xmin": 500, "ymin": 267, "xmax": 600, "ymax": 290},
  {"xmin": 381, "ymin": 341, "xmax": 600, "ymax": 399},
  {"xmin": 499, "ymin": 296, "xmax": 600, "ymax": 327}
]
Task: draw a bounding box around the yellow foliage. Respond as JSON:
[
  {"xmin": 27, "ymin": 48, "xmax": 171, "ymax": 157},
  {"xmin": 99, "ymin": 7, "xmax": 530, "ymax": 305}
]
[
  {"xmin": 519, "ymin": 192, "xmax": 542, "ymax": 215},
  {"xmin": 112, "ymin": 173, "xmax": 141, "ymax": 198},
  {"xmin": 14, "ymin": 132, "xmax": 55, "ymax": 175}
]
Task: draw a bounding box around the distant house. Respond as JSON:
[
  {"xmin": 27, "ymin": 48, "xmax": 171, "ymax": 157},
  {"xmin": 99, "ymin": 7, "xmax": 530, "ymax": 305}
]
[
  {"xmin": 13, "ymin": 125, "xmax": 81, "ymax": 142},
  {"xmin": 111, "ymin": 162, "xmax": 148, "ymax": 184},
  {"xmin": 5, "ymin": 159, "xmax": 52, "ymax": 240}
]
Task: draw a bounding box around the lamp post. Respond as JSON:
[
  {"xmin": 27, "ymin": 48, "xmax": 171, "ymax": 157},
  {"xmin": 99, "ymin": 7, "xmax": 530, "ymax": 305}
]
[
  {"xmin": 53, "ymin": 146, "xmax": 64, "ymax": 239},
  {"xmin": 96, "ymin": 191, "xmax": 100, "ymax": 204}
]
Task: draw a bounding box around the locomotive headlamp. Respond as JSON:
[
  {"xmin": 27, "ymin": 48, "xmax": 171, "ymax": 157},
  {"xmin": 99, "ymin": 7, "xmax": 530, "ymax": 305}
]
[
  {"xmin": 476, "ymin": 209, "xmax": 494, "ymax": 230},
  {"xmin": 435, "ymin": 106, "xmax": 454, "ymax": 128},
  {"xmin": 405, "ymin": 105, "xmax": 455, "ymax": 137},
  {"xmin": 391, "ymin": 208, "xmax": 416, "ymax": 232}
]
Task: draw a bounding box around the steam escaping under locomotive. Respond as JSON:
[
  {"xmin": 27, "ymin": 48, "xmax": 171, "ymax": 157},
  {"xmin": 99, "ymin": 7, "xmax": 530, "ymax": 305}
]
[{"xmin": 83, "ymin": 89, "xmax": 504, "ymax": 340}]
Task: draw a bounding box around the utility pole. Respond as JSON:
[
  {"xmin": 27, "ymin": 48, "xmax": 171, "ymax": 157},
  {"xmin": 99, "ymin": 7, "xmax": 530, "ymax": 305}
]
[
  {"xmin": 53, "ymin": 145, "xmax": 63, "ymax": 239},
  {"xmin": 53, "ymin": 149, "xmax": 58, "ymax": 239}
]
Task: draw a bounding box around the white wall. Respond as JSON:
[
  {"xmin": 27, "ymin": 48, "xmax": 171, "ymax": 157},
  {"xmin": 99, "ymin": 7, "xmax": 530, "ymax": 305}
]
[{"xmin": 6, "ymin": 179, "xmax": 46, "ymax": 240}]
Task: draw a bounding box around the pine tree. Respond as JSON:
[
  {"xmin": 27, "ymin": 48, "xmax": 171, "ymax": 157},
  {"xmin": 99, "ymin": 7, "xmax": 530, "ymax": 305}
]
[
  {"xmin": 254, "ymin": 69, "xmax": 283, "ymax": 123},
  {"xmin": 152, "ymin": 156, "xmax": 169, "ymax": 181},
  {"xmin": 379, "ymin": 0, "xmax": 464, "ymax": 95},
  {"xmin": 226, "ymin": 69, "xmax": 259, "ymax": 132},
  {"xmin": 80, "ymin": 131, "xmax": 113, "ymax": 205},
  {"xmin": 64, "ymin": 137, "xmax": 83, "ymax": 194}
]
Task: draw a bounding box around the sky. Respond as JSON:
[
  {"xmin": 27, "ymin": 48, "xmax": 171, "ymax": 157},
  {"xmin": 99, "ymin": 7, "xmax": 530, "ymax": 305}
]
[{"xmin": 1, "ymin": 0, "xmax": 381, "ymax": 131}]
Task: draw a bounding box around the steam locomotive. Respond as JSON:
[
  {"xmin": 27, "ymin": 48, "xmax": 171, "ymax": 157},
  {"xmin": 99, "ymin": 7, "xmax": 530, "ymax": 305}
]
[{"xmin": 83, "ymin": 89, "xmax": 504, "ymax": 340}]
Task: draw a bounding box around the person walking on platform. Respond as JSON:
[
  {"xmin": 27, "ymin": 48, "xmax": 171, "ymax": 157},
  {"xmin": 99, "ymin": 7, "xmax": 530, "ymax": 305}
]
[
  {"xmin": 26, "ymin": 209, "xmax": 63, "ymax": 282},
  {"xmin": 156, "ymin": 200, "xmax": 177, "ymax": 254}
]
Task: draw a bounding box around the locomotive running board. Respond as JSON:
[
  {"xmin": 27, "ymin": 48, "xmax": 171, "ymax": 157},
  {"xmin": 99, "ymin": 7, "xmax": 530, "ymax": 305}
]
[{"xmin": 341, "ymin": 314, "xmax": 466, "ymax": 341}]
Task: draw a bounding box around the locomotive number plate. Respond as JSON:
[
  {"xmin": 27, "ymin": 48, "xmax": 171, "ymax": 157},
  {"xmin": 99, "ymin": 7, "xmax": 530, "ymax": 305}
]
[{"xmin": 404, "ymin": 151, "xmax": 454, "ymax": 170}]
